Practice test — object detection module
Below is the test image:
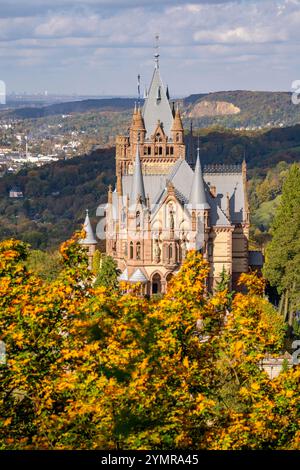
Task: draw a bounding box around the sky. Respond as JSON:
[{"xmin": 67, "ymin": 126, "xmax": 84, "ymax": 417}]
[{"xmin": 1, "ymin": 0, "xmax": 300, "ymax": 96}]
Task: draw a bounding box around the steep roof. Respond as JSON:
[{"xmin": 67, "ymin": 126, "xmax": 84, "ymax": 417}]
[
  {"xmin": 130, "ymin": 144, "xmax": 146, "ymax": 205},
  {"xmin": 129, "ymin": 269, "xmax": 148, "ymax": 283},
  {"xmin": 189, "ymin": 149, "xmax": 210, "ymax": 209},
  {"xmin": 80, "ymin": 210, "xmax": 97, "ymax": 245},
  {"xmin": 118, "ymin": 268, "xmax": 129, "ymax": 281},
  {"xmin": 142, "ymin": 66, "xmax": 173, "ymax": 139}
]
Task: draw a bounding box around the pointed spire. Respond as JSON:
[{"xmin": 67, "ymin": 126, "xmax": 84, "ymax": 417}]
[
  {"xmin": 80, "ymin": 209, "xmax": 97, "ymax": 245},
  {"xmin": 142, "ymin": 46, "xmax": 173, "ymax": 138},
  {"xmin": 130, "ymin": 144, "xmax": 146, "ymax": 204},
  {"xmin": 171, "ymin": 105, "xmax": 184, "ymax": 132},
  {"xmin": 135, "ymin": 106, "xmax": 145, "ymax": 130},
  {"xmin": 189, "ymin": 148, "xmax": 210, "ymax": 209}
]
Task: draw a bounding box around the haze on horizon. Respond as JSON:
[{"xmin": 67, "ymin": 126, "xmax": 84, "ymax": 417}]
[{"xmin": 1, "ymin": 0, "xmax": 300, "ymax": 96}]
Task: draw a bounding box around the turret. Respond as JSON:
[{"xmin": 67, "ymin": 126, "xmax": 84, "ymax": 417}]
[
  {"xmin": 171, "ymin": 105, "xmax": 184, "ymax": 144},
  {"xmin": 130, "ymin": 144, "xmax": 146, "ymax": 206},
  {"xmin": 130, "ymin": 104, "xmax": 146, "ymax": 145},
  {"xmin": 189, "ymin": 148, "xmax": 210, "ymax": 210},
  {"xmin": 79, "ymin": 209, "xmax": 97, "ymax": 268}
]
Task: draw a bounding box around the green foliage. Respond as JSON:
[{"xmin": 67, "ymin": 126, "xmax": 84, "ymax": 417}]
[
  {"xmin": 26, "ymin": 249, "xmax": 63, "ymax": 282},
  {"xmin": 0, "ymin": 148, "xmax": 115, "ymax": 249},
  {"xmin": 263, "ymin": 164, "xmax": 300, "ymax": 324},
  {"xmin": 94, "ymin": 254, "xmax": 119, "ymax": 289}
]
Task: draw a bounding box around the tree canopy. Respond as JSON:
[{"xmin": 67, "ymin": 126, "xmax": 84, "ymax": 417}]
[{"xmin": 0, "ymin": 236, "xmax": 299, "ymax": 450}]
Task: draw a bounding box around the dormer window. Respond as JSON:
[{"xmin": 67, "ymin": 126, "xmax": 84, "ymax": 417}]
[{"xmin": 156, "ymin": 86, "xmax": 161, "ymax": 102}]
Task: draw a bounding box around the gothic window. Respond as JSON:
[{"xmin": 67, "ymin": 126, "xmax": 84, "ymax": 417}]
[
  {"xmin": 130, "ymin": 242, "xmax": 134, "ymax": 259},
  {"xmin": 152, "ymin": 273, "xmax": 161, "ymax": 295},
  {"xmin": 147, "ymin": 146, "xmax": 151, "ymax": 155},
  {"xmin": 169, "ymin": 244, "xmax": 173, "ymax": 260},
  {"xmin": 170, "ymin": 146, "xmax": 174, "ymax": 155},
  {"xmin": 159, "ymin": 146, "xmax": 162, "ymax": 155},
  {"xmin": 136, "ymin": 242, "xmax": 141, "ymax": 260},
  {"xmin": 166, "ymin": 147, "xmax": 170, "ymax": 155},
  {"xmin": 176, "ymin": 133, "xmax": 180, "ymax": 142}
]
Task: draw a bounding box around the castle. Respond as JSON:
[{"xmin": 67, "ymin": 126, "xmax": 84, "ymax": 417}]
[{"xmin": 99, "ymin": 53, "xmax": 259, "ymax": 295}]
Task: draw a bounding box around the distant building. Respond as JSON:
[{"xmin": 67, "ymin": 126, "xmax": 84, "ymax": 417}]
[
  {"xmin": 259, "ymin": 352, "xmax": 293, "ymax": 379},
  {"xmin": 9, "ymin": 186, "xmax": 23, "ymax": 198},
  {"xmin": 103, "ymin": 52, "xmax": 261, "ymax": 295}
]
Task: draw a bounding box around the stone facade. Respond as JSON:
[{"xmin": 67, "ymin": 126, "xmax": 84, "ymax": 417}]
[{"xmin": 105, "ymin": 56, "xmax": 253, "ymax": 295}]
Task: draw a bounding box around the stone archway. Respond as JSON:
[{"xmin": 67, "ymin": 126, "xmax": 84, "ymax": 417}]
[{"xmin": 151, "ymin": 273, "xmax": 162, "ymax": 295}]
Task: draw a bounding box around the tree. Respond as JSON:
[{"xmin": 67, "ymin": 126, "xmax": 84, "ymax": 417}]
[
  {"xmin": 0, "ymin": 239, "xmax": 298, "ymax": 450},
  {"xmin": 94, "ymin": 253, "xmax": 119, "ymax": 290},
  {"xmin": 263, "ymin": 164, "xmax": 300, "ymax": 325}
]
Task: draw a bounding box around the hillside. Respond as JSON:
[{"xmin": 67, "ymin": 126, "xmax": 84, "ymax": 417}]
[
  {"xmin": 3, "ymin": 98, "xmax": 137, "ymax": 119},
  {"xmin": 2, "ymin": 90, "xmax": 300, "ymax": 130},
  {"xmin": 182, "ymin": 90, "xmax": 300, "ymax": 129},
  {"xmin": 2, "ymin": 125, "xmax": 300, "ymax": 250}
]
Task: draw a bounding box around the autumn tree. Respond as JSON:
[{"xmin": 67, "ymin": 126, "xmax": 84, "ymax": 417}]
[{"xmin": 0, "ymin": 239, "xmax": 299, "ymax": 450}]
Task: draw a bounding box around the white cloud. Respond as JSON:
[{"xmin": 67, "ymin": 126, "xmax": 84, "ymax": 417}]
[{"xmin": 0, "ymin": 0, "xmax": 299, "ymax": 93}]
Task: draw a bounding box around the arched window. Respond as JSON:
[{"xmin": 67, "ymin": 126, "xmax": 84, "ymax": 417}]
[
  {"xmin": 159, "ymin": 146, "xmax": 163, "ymax": 155},
  {"xmin": 170, "ymin": 146, "xmax": 174, "ymax": 155},
  {"xmin": 130, "ymin": 242, "xmax": 134, "ymax": 259},
  {"xmin": 176, "ymin": 133, "xmax": 180, "ymax": 142},
  {"xmin": 152, "ymin": 273, "xmax": 161, "ymax": 295},
  {"xmin": 169, "ymin": 244, "xmax": 173, "ymax": 260},
  {"xmin": 136, "ymin": 242, "xmax": 141, "ymax": 260}
]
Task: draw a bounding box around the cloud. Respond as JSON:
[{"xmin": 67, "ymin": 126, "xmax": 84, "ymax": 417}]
[{"xmin": 0, "ymin": 0, "xmax": 299, "ymax": 94}]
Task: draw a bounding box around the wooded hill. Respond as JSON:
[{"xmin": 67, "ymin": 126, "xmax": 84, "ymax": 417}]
[
  {"xmin": 1, "ymin": 124, "xmax": 300, "ymax": 249},
  {"xmin": 3, "ymin": 90, "xmax": 300, "ymax": 129}
]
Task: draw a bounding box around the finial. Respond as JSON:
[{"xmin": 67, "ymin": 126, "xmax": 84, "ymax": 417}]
[{"xmin": 154, "ymin": 34, "xmax": 160, "ymax": 69}]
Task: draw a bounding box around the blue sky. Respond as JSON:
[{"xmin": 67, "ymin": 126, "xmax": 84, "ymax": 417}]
[{"xmin": 1, "ymin": 0, "xmax": 300, "ymax": 95}]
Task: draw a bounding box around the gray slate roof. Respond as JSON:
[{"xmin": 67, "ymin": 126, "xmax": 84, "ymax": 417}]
[
  {"xmin": 120, "ymin": 159, "xmax": 245, "ymax": 227},
  {"xmin": 189, "ymin": 149, "xmax": 210, "ymax": 209},
  {"xmin": 130, "ymin": 144, "xmax": 146, "ymax": 204},
  {"xmin": 142, "ymin": 66, "xmax": 173, "ymax": 139},
  {"xmin": 80, "ymin": 210, "xmax": 97, "ymax": 245}
]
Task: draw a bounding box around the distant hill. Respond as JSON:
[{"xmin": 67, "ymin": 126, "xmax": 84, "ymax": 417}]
[
  {"xmin": 182, "ymin": 90, "xmax": 300, "ymax": 129},
  {"xmin": 3, "ymin": 90, "xmax": 300, "ymax": 129},
  {"xmin": 2, "ymin": 124, "xmax": 300, "ymax": 249},
  {"xmin": 4, "ymin": 98, "xmax": 137, "ymax": 119}
]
